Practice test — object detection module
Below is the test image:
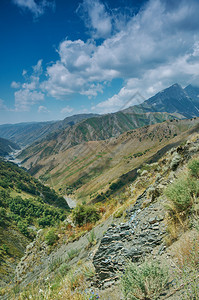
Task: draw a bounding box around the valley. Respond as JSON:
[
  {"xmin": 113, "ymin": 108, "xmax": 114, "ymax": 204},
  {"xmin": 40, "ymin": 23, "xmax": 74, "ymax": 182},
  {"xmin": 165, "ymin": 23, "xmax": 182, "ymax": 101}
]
[
  {"xmin": 19, "ymin": 118, "xmax": 199, "ymax": 203},
  {"xmin": 0, "ymin": 83, "xmax": 199, "ymax": 299},
  {"xmin": 2, "ymin": 1, "xmax": 199, "ymax": 298}
]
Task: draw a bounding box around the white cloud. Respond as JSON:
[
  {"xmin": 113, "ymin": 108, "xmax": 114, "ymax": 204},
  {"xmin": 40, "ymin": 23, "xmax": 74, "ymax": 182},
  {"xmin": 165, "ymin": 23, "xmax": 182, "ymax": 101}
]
[
  {"xmin": 77, "ymin": 0, "xmax": 112, "ymax": 39},
  {"xmin": 40, "ymin": 0, "xmax": 199, "ymax": 104},
  {"xmin": 38, "ymin": 105, "xmax": 49, "ymax": 113},
  {"xmin": 12, "ymin": 0, "xmax": 199, "ymax": 114},
  {"xmin": 11, "ymin": 81, "xmax": 21, "ymax": 89},
  {"xmin": 33, "ymin": 59, "xmax": 43, "ymax": 74},
  {"xmin": 14, "ymin": 60, "xmax": 45, "ymax": 111},
  {"xmin": 12, "ymin": 0, "xmax": 55, "ymax": 18},
  {"xmin": 22, "ymin": 70, "xmax": 27, "ymax": 77},
  {"xmin": 0, "ymin": 99, "xmax": 8, "ymax": 111},
  {"xmin": 61, "ymin": 106, "xmax": 74, "ymax": 114},
  {"xmin": 15, "ymin": 89, "xmax": 44, "ymax": 111},
  {"xmin": 94, "ymin": 44, "xmax": 199, "ymax": 113}
]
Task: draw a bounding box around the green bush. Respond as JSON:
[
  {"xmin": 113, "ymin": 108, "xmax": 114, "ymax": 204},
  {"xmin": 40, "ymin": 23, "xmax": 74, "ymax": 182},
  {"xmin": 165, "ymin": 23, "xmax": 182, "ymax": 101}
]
[
  {"xmin": 188, "ymin": 159, "xmax": 199, "ymax": 178},
  {"xmin": 45, "ymin": 229, "xmax": 59, "ymax": 246},
  {"xmin": 121, "ymin": 260, "xmax": 169, "ymax": 300},
  {"xmin": 165, "ymin": 176, "xmax": 199, "ymax": 212},
  {"xmin": 72, "ymin": 205, "xmax": 100, "ymax": 226},
  {"xmin": 17, "ymin": 220, "xmax": 29, "ymax": 237}
]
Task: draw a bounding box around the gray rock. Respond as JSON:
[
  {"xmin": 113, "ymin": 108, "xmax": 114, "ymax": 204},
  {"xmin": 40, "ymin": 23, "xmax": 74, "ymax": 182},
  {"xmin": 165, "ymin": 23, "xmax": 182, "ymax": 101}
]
[{"xmin": 170, "ymin": 152, "xmax": 182, "ymax": 170}]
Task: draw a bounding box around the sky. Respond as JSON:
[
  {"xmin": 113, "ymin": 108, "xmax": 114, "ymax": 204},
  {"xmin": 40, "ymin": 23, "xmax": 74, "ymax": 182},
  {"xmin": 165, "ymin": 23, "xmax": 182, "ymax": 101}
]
[{"xmin": 1, "ymin": 0, "xmax": 199, "ymax": 124}]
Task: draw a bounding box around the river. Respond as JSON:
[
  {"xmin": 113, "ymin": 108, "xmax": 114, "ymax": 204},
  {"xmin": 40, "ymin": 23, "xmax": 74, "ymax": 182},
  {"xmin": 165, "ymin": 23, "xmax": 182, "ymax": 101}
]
[{"xmin": 64, "ymin": 196, "xmax": 77, "ymax": 209}]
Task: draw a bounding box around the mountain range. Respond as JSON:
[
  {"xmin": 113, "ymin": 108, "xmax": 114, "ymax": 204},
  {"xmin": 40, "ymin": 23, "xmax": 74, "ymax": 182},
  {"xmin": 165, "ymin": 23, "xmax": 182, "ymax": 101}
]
[
  {"xmin": 1, "ymin": 83, "xmax": 199, "ymax": 150},
  {"xmin": 0, "ymin": 114, "xmax": 98, "ymax": 147}
]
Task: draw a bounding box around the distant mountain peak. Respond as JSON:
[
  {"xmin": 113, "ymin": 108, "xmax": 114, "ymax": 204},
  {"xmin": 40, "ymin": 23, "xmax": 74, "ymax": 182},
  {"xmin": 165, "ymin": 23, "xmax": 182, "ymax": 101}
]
[{"xmin": 184, "ymin": 84, "xmax": 199, "ymax": 104}]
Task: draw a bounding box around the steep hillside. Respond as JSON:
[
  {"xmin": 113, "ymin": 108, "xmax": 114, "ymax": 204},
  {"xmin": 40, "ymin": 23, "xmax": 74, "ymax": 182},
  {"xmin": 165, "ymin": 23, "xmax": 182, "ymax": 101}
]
[
  {"xmin": 185, "ymin": 84, "xmax": 199, "ymax": 104},
  {"xmin": 18, "ymin": 111, "xmax": 176, "ymax": 163},
  {"xmin": 0, "ymin": 114, "xmax": 98, "ymax": 147},
  {"xmin": 0, "ymin": 160, "xmax": 70, "ymax": 286},
  {"xmin": 0, "ymin": 137, "xmax": 20, "ymax": 157},
  {"xmin": 5, "ymin": 131, "xmax": 199, "ymax": 300},
  {"xmin": 20, "ymin": 118, "xmax": 199, "ymax": 203}
]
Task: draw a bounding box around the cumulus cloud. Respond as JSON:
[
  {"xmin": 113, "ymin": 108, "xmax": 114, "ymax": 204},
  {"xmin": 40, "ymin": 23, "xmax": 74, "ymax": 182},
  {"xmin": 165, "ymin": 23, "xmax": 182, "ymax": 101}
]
[
  {"xmin": 12, "ymin": 0, "xmax": 199, "ymax": 114},
  {"xmin": 38, "ymin": 105, "xmax": 49, "ymax": 113},
  {"xmin": 11, "ymin": 81, "xmax": 21, "ymax": 89},
  {"xmin": 61, "ymin": 106, "xmax": 74, "ymax": 114},
  {"xmin": 77, "ymin": 0, "xmax": 112, "ymax": 39},
  {"xmin": 14, "ymin": 60, "xmax": 45, "ymax": 111},
  {"xmin": 12, "ymin": 0, "xmax": 55, "ymax": 18},
  {"xmin": 40, "ymin": 0, "xmax": 199, "ymax": 107}
]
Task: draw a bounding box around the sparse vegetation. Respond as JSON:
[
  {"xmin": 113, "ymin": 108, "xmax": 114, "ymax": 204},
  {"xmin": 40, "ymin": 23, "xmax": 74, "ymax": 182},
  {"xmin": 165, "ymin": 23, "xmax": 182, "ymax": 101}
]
[
  {"xmin": 172, "ymin": 234, "xmax": 199, "ymax": 299},
  {"xmin": 165, "ymin": 159, "xmax": 199, "ymax": 241},
  {"xmin": 45, "ymin": 229, "xmax": 59, "ymax": 246},
  {"xmin": 188, "ymin": 158, "xmax": 199, "ymax": 178},
  {"xmin": 121, "ymin": 260, "xmax": 169, "ymax": 300},
  {"xmin": 72, "ymin": 204, "xmax": 100, "ymax": 226},
  {"xmin": 67, "ymin": 248, "xmax": 79, "ymax": 260},
  {"xmin": 86, "ymin": 229, "xmax": 97, "ymax": 247}
]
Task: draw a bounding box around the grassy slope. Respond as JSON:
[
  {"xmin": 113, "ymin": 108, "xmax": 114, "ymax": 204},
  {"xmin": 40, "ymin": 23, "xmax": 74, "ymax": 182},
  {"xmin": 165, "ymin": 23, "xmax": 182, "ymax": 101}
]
[
  {"xmin": 0, "ymin": 160, "xmax": 70, "ymax": 286},
  {"xmin": 20, "ymin": 118, "xmax": 199, "ymax": 203}
]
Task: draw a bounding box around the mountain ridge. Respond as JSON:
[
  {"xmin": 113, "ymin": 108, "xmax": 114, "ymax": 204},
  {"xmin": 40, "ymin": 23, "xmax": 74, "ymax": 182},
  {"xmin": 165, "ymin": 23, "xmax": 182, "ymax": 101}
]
[
  {"xmin": 18, "ymin": 83, "xmax": 199, "ymax": 168},
  {"xmin": 0, "ymin": 114, "xmax": 98, "ymax": 147},
  {"xmin": 0, "ymin": 137, "xmax": 20, "ymax": 157},
  {"xmin": 1, "ymin": 83, "xmax": 199, "ymax": 151}
]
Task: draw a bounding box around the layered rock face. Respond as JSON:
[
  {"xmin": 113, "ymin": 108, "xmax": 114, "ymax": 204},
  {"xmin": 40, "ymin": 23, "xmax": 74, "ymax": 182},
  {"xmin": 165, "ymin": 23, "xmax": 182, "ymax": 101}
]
[
  {"xmin": 93, "ymin": 189, "xmax": 166, "ymax": 284},
  {"xmin": 93, "ymin": 135, "xmax": 199, "ymax": 286}
]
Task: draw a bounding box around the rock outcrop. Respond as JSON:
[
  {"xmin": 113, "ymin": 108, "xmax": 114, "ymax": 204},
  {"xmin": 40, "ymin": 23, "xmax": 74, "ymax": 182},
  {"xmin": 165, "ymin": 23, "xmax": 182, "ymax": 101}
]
[
  {"xmin": 93, "ymin": 136, "xmax": 199, "ymax": 286},
  {"xmin": 93, "ymin": 189, "xmax": 166, "ymax": 285}
]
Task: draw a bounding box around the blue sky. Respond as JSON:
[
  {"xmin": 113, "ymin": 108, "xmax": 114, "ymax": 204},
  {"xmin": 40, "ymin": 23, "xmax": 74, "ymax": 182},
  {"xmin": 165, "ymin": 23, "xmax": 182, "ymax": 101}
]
[{"xmin": 1, "ymin": 0, "xmax": 199, "ymax": 124}]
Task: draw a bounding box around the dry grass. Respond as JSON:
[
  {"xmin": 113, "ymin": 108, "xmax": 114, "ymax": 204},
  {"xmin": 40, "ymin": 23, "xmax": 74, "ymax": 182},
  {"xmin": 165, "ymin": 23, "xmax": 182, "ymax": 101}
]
[
  {"xmin": 11, "ymin": 263, "xmax": 98, "ymax": 300},
  {"xmin": 173, "ymin": 232, "xmax": 199, "ymax": 269},
  {"xmin": 169, "ymin": 231, "xmax": 199, "ymax": 299}
]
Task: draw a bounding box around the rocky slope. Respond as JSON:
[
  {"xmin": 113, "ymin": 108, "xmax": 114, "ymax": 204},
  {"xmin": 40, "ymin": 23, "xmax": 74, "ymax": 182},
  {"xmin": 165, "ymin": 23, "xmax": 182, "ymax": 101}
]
[{"xmin": 5, "ymin": 130, "xmax": 198, "ymax": 299}]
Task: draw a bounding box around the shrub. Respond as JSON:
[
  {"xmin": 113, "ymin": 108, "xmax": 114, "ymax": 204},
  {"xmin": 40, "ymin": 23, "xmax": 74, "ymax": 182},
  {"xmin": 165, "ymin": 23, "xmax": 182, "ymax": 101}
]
[
  {"xmin": 38, "ymin": 215, "xmax": 54, "ymax": 227},
  {"xmin": 72, "ymin": 205, "xmax": 100, "ymax": 226},
  {"xmin": 86, "ymin": 229, "xmax": 96, "ymax": 247},
  {"xmin": 67, "ymin": 249, "xmax": 79, "ymax": 260},
  {"xmin": 188, "ymin": 159, "xmax": 199, "ymax": 178},
  {"xmin": 17, "ymin": 220, "xmax": 29, "ymax": 237},
  {"xmin": 121, "ymin": 260, "xmax": 169, "ymax": 300},
  {"xmin": 59, "ymin": 263, "xmax": 70, "ymax": 277},
  {"xmin": 45, "ymin": 229, "xmax": 59, "ymax": 246},
  {"xmin": 165, "ymin": 176, "xmax": 199, "ymax": 213}
]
